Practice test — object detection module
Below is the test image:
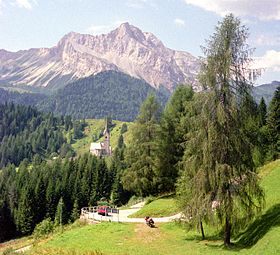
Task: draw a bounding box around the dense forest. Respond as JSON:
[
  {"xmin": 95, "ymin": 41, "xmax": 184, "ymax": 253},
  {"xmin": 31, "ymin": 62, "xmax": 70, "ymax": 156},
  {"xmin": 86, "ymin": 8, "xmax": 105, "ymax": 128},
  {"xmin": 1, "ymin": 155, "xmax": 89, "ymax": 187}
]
[
  {"xmin": 0, "ymin": 150, "xmax": 129, "ymax": 242},
  {"xmin": 0, "ymin": 88, "xmax": 46, "ymax": 106},
  {"xmin": 38, "ymin": 71, "xmax": 170, "ymax": 121},
  {"xmin": 0, "ymin": 74, "xmax": 277, "ymax": 123},
  {"xmin": 0, "ymin": 103, "xmax": 75, "ymax": 167}
]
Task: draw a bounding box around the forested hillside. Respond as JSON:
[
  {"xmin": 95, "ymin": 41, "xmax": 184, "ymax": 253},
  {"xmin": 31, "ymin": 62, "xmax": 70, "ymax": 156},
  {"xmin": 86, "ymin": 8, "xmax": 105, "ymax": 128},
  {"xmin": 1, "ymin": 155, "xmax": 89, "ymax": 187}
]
[
  {"xmin": 0, "ymin": 88, "xmax": 46, "ymax": 106},
  {"xmin": 38, "ymin": 71, "xmax": 170, "ymax": 121},
  {"xmin": 0, "ymin": 152, "xmax": 129, "ymax": 242},
  {"xmin": 0, "ymin": 103, "xmax": 74, "ymax": 167}
]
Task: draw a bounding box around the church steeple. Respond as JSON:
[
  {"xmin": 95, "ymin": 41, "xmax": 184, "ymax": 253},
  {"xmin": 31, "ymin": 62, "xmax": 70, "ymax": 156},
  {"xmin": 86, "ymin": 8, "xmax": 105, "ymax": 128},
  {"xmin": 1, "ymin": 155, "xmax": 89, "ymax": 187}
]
[{"xmin": 103, "ymin": 117, "xmax": 111, "ymax": 156}]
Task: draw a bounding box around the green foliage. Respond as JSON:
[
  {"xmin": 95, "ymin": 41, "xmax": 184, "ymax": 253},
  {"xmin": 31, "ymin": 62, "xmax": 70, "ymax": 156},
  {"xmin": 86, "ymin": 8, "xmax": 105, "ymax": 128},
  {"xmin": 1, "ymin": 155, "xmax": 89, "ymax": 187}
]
[
  {"xmin": 156, "ymin": 85, "xmax": 194, "ymax": 192},
  {"xmin": 129, "ymin": 195, "xmax": 179, "ymax": 218},
  {"xmin": 258, "ymin": 97, "xmax": 267, "ymax": 126},
  {"xmin": 0, "ymin": 88, "xmax": 46, "ymax": 106},
  {"xmin": 33, "ymin": 218, "xmax": 54, "ymax": 239},
  {"xmin": 2, "ymin": 247, "xmax": 17, "ymax": 255},
  {"xmin": 120, "ymin": 123, "xmax": 128, "ymax": 134},
  {"xmin": 70, "ymin": 200, "xmax": 80, "ymax": 222},
  {"xmin": 0, "ymin": 103, "xmax": 73, "ymax": 167},
  {"xmin": 38, "ymin": 71, "xmax": 169, "ymax": 121},
  {"xmin": 0, "ymin": 153, "xmax": 116, "ymax": 240},
  {"xmin": 177, "ymin": 14, "xmax": 264, "ymax": 245},
  {"xmin": 266, "ymin": 85, "xmax": 280, "ymax": 160},
  {"xmin": 122, "ymin": 94, "xmax": 161, "ymax": 196},
  {"xmin": 55, "ymin": 197, "xmax": 67, "ymax": 227}
]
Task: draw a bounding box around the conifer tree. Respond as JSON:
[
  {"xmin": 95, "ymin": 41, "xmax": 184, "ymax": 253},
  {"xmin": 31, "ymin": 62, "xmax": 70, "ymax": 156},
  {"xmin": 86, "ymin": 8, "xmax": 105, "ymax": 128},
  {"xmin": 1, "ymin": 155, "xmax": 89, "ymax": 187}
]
[
  {"xmin": 258, "ymin": 97, "xmax": 267, "ymax": 127},
  {"xmin": 70, "ymin": 199, "xmax": 80, "ymax": 222},
  {"xmin": 177, "ymin": 14, "xmax": 264, "ymax": 245},
  {"xmin": 157, "ymin": 85, "xmax": 194, "ymax": 192},
  {"xmin": 267, "ymin": 86, "xmax": 280, "ymax": 159},
  {"xmin": 122, "ymin": 94, "xmax": 161, "ymax": 196},
  {"xmin": 16, "ymin": 186, "xmax": 36, "ymax": 235},
  {"xmin": 54, "ymin": 197, "xmax": 66, "ymax": 227}
]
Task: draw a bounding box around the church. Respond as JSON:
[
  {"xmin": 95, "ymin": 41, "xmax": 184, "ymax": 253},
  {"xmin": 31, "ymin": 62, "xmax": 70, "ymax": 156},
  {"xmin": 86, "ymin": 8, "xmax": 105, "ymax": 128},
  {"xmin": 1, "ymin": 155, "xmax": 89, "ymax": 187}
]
[{"xmin": 90, "ymin": 120, "xmax": 112, "ymax": 157}]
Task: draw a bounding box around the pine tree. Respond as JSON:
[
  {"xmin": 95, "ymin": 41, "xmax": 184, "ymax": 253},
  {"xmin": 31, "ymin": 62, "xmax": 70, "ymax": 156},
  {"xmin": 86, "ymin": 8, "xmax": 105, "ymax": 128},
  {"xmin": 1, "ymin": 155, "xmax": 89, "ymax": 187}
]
[
  {"xmin": 122, "ymin": 94, "xmax": 161, "ymax": 196},
  {"xmin": 70, "ymin": 199, "xmax": 80, "ymax": 222},
  {"xmin": 16, "ymin": 186, "xmax": 36, "ymax": 235},
  {"xmin": 157, "ymin": 85, "xmax": 194, "ymax": 192},
  {"xmin": 177, "ymin": 14, "xmax": 264, "ymax": 245},
  {"xmin": 54, "ymin": 197, "xmax": 66, "ymax": 227},
  {"xmin": 258, "ymin": 97, "xmax": 267, "ymax": 127},
  {"xmin": 267, "ymin": 86, "xmax": 280, "ymax": 160}
]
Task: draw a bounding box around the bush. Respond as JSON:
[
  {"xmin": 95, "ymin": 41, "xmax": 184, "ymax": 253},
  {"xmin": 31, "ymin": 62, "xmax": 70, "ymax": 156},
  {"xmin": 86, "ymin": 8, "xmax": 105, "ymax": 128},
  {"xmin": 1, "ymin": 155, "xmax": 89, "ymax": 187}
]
[
  {"xmin": 144, "ymin": 196, "xmax": 156, "ymax": 205},
  {"xmin": 33, "ymin": 218, "xmax": 54, "ymax": 239}
]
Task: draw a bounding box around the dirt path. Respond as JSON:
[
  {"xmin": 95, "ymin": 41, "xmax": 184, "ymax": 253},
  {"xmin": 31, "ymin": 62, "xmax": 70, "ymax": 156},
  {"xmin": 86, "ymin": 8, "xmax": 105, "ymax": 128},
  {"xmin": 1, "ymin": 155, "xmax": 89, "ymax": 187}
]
[{"xmin": 15, "ymin": 245, "xmax": 32, "ymax": 253}]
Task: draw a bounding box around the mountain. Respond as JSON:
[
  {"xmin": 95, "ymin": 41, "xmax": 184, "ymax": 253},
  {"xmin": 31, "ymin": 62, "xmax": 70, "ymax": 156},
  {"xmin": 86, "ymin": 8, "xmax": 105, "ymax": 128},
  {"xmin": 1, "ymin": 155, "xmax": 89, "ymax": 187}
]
[
  {"xmin": 0, "ymin": 23, "xmax": 200, "ymax": 91},
  {"xmin": 252, "ymin": 81, "xmax": 280, "ymax": 103},
  {"xmin": 38, "ymin": 71, "xmax": 170, "ymax": 121}
]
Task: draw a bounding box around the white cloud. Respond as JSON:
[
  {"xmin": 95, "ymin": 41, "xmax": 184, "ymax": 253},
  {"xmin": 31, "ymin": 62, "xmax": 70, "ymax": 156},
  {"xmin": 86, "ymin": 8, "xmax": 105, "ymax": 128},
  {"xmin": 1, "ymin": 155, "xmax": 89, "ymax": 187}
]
[
  {"xmin": 174, "ymin": 18, "xmax": 185, "ymax": 27},
  {"xmin": 184, "ymin": 0, "xmax": 280, "ymax": 20},
  {"xmin": 86, "ymin": 20, "xmax": 127, "ymax": 35},
  {"xmin": 86, "ymin": 25, "xmax": 110, "ymax": 35},
  {"xmin": 0, "ymin": 0, "xmax": 3, "ymax": 13},
  {"xmin": 252, "ymin": 50, "xmax": 280, "ymax": 72},
  {"xmin": 126, "ymin": 0, "xmax": 148, "ymax": 8},
  {"xmin": 254, "ymin": 34, "xmax": 280, "ymax": 46},
  {"xmin": 15, "ymin": 0, "xmax": 33, "ymax": 9}
]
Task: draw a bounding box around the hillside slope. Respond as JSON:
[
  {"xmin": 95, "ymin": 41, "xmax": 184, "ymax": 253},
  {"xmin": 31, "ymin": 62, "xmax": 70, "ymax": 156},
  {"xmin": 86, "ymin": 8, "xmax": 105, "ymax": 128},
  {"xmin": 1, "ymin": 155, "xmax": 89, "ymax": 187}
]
[
  {"xmin": 253, "ymin": 81, "xmax": 280, "ymax": 103},
  {"xmin": 38, "ymin": 71, "xmax": 169, "ymax": 121},
  {"xmin": 71, "ymin": 118, "xmax": 132, "ymax": 156},
  {"xmin": 12, "ymin": 159, "xmax": 279, "ymax": 255}
]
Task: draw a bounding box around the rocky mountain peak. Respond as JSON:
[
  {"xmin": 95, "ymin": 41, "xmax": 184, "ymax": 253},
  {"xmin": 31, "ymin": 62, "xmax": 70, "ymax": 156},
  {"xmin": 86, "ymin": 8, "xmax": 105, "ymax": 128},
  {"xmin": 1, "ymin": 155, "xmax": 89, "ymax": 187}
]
[{"xmin": 0, "ymin": 23, "xmax": 201, "ymax": 91}]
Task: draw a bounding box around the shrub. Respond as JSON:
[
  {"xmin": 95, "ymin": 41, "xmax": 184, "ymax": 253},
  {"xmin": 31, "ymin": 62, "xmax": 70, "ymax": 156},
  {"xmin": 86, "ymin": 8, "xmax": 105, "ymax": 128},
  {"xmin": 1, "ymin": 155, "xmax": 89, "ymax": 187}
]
[
  {"xmin": 145, "ymin": 196, "xmax": 156, "ymax": 205},
  {"xmin": 33, "ymin": 218, "xmax": 54, "ymax": 239}
]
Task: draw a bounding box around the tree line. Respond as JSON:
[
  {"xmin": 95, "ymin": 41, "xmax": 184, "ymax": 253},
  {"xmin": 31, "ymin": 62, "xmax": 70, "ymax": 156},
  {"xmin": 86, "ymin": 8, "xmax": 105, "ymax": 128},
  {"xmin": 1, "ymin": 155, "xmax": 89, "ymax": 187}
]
[
  {"xmin": 0, "ymin": 103, "xmax": 77, "ymax": 168},
  {"xmin": 0, "ymin": 146, "xmax": 130, "ymax": 242}
]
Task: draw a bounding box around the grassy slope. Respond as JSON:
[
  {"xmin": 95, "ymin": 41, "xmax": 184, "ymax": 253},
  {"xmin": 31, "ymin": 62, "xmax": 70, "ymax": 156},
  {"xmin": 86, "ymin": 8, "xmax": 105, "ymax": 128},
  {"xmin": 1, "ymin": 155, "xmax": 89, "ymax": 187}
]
[
  {"xmin": 71, "ymin": 119, "xmax": 132, "ymax": 156},
  {"xmin": 3, "ymin": 160, "xmax": 280, "ymax": 255},
  {"xmin": 128, "ymin": 195, "xmax": 180, "ymax": 218}
]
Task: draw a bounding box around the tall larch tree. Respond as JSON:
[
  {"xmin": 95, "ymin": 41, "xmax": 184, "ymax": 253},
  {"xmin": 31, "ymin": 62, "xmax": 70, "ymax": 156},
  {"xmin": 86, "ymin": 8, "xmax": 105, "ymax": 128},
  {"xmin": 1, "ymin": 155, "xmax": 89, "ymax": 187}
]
[{"xmin": 177, "ymin": 14, "xmax": 264, "ymax": 246}]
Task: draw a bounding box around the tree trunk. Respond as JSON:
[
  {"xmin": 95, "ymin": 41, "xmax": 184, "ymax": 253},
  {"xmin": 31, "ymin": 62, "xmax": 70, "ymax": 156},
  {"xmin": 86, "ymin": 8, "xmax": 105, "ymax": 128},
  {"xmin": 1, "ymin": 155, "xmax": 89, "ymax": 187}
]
[
  {"xmin": 224, "ymin": 216, "xmax": 231, "ymax": 246},
  {"xmin": 200, "ymin": 221, "xmax": 205, "ymax": 240}
]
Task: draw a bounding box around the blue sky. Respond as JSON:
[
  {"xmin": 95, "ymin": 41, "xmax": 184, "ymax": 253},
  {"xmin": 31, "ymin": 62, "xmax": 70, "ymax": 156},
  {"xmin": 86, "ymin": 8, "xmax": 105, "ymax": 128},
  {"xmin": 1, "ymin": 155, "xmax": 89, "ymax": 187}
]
[{"xmin": 0, "ymin": 0, "xmax": 279, "ymax": 84}]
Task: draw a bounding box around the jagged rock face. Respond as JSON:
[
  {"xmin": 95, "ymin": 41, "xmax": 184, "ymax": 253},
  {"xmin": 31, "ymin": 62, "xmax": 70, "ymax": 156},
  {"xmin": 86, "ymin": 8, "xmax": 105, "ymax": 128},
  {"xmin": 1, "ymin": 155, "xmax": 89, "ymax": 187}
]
[{"xmin": 0, "ymin": 23, "xmax": 200, "ymax": 91}]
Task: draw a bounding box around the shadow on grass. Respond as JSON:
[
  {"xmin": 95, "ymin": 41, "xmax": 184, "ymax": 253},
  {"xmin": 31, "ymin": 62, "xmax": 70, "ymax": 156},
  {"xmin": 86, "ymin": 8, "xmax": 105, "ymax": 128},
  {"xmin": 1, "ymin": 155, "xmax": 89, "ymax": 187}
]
[
  {"xmin": 182, "ymin": 205, "xmax": 280, "ymax": 252},
  {"xmin": 236, "ymin": 204, "xmax": 280, "ymax": 248}
]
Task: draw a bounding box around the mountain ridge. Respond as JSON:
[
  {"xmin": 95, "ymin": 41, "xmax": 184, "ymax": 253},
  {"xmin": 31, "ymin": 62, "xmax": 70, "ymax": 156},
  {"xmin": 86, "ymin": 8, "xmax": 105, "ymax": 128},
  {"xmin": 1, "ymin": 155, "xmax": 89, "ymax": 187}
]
[{"xmin": 0, "ymin": 22, "xmax": 200, "ymax": 91}]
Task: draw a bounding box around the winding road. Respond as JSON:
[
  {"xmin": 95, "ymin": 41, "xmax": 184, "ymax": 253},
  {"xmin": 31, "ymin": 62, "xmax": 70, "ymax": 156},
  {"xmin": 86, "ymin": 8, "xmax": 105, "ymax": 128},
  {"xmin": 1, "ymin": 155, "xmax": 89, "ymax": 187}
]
[{"xmin": 84, "ymin": 202, "xmax": 182, "ymax": 223}]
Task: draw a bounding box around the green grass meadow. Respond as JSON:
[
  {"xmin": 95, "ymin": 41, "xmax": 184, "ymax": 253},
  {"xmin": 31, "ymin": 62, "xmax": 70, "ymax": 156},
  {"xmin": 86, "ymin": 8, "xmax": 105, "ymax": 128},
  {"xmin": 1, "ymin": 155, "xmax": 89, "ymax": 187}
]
[
  {"xmin": 3, "ymin": 159, "xmax": 280, "ymax": 255},
  {"xmin": 128, "ymin": 195, "xmax": 180, "ymax": 218}
]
